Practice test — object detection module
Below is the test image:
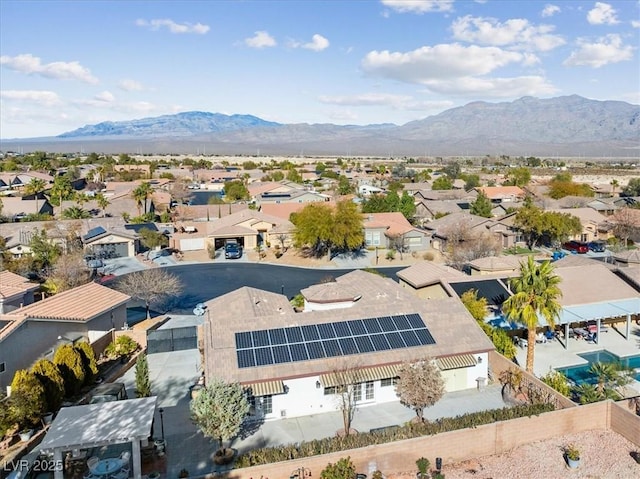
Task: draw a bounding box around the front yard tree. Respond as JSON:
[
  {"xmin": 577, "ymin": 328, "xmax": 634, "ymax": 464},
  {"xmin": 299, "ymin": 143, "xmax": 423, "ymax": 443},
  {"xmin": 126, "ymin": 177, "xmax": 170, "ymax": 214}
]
[
  {"xmin": 514, "ymin": 200, "xmax": 581, "ymax": 249},
  {"xmin": 139, "ymin": 228, "xmax": 169, "ymax": 250},
  {"xmin": 190, "ymin": 378, "xmax": 249, "ymax": 456},
  {"xmin": 116, "ymin": 268, "xmax": 183, "ymax": 319},
  {"xmin": 223, "ymin": 180, "xmax": 249, "ymax": 201},
  {"xmin": 502, "ymin": 256, "xmax": 562, "ymax": 373},
  {"xmin": 396, "ymin": 358, "xmax": 445, "ymax": 422},
  {"xmin": 470, "ymin": 191, "xmax": 493, "ymax": 218},
  {"xmin": 610, "ymin": 207, "xmax": 640, "ymax": 247}
]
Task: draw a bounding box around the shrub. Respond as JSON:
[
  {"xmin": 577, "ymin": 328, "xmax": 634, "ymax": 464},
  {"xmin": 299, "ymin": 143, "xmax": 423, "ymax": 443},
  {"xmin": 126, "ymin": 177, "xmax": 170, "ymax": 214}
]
[
  {"xmin": 105, "ymin": 336, "xmax": 139, "ymax": 359},
  {"xmin": 135, "ymin": 353, "xmax": 152, "ymax": 398},
  {"xmin": 10, "ymin": 369, "xmax": 47, "ymax": 429},
  {"xmin": 416, "ymin": 457, "xmax": 430, "ymax": 477},
  {"xmin": 423, "ymin": 252, "xmax": 435, "ymax": 261},
  {"xmin": 385, "ymin": 250, "xmax": 395, "ymax": 260},
  {"xmin": 320, "ymin": 457, "xmax": 356, "ymax": 479},
  {"xmin": 53, "ymin": 344, "xmax": 85, "ymax": 396},
  {"xmin": 75, "ymin": 342, "xmax": 98, "ymax": 385},
  {"xmin": 540, "ymin": 370, "xmax": 570, "ymax": 397},
  {"xmin": 0, "ymin": 394, "xmax": 17, "ymax": 438},
  {"xmin": 30, "ymin": 359, "xmax": 65, "ymax": 412}
]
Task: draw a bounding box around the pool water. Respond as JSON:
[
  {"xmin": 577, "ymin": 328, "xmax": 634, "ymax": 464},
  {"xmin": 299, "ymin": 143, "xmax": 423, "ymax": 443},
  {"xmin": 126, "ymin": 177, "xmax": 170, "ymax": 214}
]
[{"xmin": 556, "ymin": 350, "xmax": 640, "ymax": 385}]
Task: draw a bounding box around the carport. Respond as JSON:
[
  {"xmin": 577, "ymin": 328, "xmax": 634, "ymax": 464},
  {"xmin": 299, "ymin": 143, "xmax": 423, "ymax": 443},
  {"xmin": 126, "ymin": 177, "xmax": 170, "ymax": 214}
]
[{"xmin": 39, "ymin": 397, "xmax": 157, "ymax": 479}]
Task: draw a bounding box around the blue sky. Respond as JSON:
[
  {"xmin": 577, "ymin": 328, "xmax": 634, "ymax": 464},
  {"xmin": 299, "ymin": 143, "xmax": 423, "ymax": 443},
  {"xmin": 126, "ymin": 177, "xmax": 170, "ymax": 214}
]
[{"xmin": 1, "ymin": 0, "xmax": 639, "ymax": 139}]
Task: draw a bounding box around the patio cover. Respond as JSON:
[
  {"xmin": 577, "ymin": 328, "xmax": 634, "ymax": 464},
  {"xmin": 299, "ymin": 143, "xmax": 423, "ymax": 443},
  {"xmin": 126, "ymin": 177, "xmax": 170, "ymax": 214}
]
[
  {"xmin": 541, "ymin": 298, "xmax": 640, "ymax": 327},
  {"xmin": 40, "ymin": 397, "xmax": 157, "ymax": 479}
]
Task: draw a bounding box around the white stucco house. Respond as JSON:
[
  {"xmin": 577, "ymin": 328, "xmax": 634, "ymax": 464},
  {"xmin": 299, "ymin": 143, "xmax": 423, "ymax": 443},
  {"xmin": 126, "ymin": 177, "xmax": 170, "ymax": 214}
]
[{"xmin": 203, "ymin": 270, "xmax": 494, "ymax": 422}]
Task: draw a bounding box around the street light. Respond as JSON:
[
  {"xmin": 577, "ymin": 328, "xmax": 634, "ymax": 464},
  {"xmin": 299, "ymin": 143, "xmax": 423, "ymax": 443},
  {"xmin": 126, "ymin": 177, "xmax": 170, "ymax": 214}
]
[{"xmin": 290, "ymin": 467, "xmax": 311, "ymax": 479}]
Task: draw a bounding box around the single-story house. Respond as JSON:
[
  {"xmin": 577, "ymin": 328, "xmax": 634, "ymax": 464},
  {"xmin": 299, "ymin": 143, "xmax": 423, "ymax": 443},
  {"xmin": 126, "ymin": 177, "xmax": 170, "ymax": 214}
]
[
  {"xmin": 475, "ymin": 186, "xmax": 525, "ymax": 203},
  {"xmin": 363, "ymin": 212, "xmax": 430, "ymax": 251},
  {"xmin": 203, "ymin": 270, "xmax": 494, "ymax": 421},
  {"xmin": 0, "ymin": 282, "xmax": 130, "ymax": 392},
  {"xmin": 206, "ymin": 209, "xmax": 294, "ymax": 250},
  {"xmin": 547, "ymin": 207, "xmax": 609, "ymax": 242},
  {"xmin": 0, "ymin": 270, "xmax": 39, "ymax": 314},
  {"xmin": 0, "ymin": 196, "xmax": 54, "ymax": 219},
  {"xmin": 82, "ymin": 226, "xmax": 140, "ymax": 258}
]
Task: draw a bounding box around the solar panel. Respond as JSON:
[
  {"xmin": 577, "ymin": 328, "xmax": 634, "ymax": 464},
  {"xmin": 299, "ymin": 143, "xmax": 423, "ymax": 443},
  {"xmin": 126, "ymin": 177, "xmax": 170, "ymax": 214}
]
[
  {"xmin": 254, "ymin": 347, "xmax": 274, "ymax": 366},
  {"xmin": 415, "ymin": 328, "xmax": 436, "ymax": 345},
  {"xmin": 406, "ymin": 313, "xmax": 426, "ymax": 328},
  {"xmin": 317, "ymin": 323, "xmax": 336, "ymax": 339},
  {"xmin": 370, "ymin": 334, "xmax": 391, "ymax": 351},
  {"xmin": 347, "ymin": 319, "xmax": 366, "ymax": 336},
  {"xmin": 237, "ymin": 349, "xmax": 255, "ymax": 368},
  {"xmin": 290, "ymin": 342, "xmax": 309, "ymax": 361},
  {"xmin": 235, "ymin": 312, "xmax": 434, "ymax": 368},
  {"xmin": 235, "ymin": 332, "xmax": 253, "ymax": 350},
  {"xmin": 323, "ymin": 339, "xmax": 342, "ymax": 357},
  {"xmin": 363, "ymin": 318, "xmax": 382, "ymax": 334},
  {"xmin": 285, "ymin": 326, "xmax": 303, "ymax": 343},
  {"xmin": 306, "ymin": 341, "xmax": 326, "ymax": 359},
  {"xmin": 392, "ymin": 315, "xmax": 411, "ymax": 330},
  {"xmin": 272, "ymin": 345, "xmax": 291, "ymax": 364},
  {"xmin": 269, "ymin": 328, "xmax": 287, "ymax": 345},
  {"xmin": 301, "ymin": 324, "xmax": 320, "ymax": 341},
  {"xmin": 378, "ymin": 316, "xmax": 396, "ymax": 332},
  {"xmin": 252, "ymin": 330, "xmax": 270, "ymax": 347}
]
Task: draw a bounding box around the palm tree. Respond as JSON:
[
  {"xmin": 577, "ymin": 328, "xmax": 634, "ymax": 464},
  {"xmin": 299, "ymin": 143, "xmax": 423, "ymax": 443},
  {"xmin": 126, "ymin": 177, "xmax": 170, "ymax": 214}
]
[
  {"xmin": 502, "ymin": 256, "xmax": 562, "ymax": 373},
  {"xmin": 610, "ymin": 179, "xmax": 619, "ymax": 196},
  {"xmin": 62, "ymin": 206, "xmax": 91, "ymax": 219},
  {"xmin": 95, "ymin": 193, "xmax": 110, "ymax": 217},
  {"xmin": 132, "ymin": 182, "xmax": 153, "ymax": 216},
  {"xmin": 25, "ymin": 178, "xmax": 47, "ymax": 213}
]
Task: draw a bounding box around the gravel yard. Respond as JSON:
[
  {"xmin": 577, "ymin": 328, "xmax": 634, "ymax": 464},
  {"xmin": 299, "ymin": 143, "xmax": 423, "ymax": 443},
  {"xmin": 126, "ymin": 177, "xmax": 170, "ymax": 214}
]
[{"xmin": 387, "ymin": 430, "xmax": 639, "ymax": 479}]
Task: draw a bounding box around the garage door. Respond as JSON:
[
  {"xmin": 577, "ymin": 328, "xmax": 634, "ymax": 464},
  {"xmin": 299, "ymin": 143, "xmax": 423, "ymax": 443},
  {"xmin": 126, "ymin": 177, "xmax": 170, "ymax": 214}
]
[{"xmin": 180, "ymin": 238, "xmax": 205, "ymax": 251}]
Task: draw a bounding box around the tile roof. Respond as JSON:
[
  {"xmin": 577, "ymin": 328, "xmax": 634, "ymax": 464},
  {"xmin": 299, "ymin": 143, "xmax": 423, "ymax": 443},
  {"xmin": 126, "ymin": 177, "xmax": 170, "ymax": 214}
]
[
  {"xmin": 553, "ymin": 264, "xmax": 639, "ymax": 306},
  {"xmin": 4, "ymin": 282, "xmax": 130, "ymax": 322},
  {"xmin": 397, "ymin": 261, "xmax": 465, "ymax": 288},
  {"xmin": 614, "ymin": 266, "xmax": 640, "ymax": 292},
  {"xmin": 204, "ymin": 270, "xmax": 493, "ymax": 384},
  {"xmin": 0, "ymin": 271, "xmax": 40, "ymax": 298},
  {"xmin": 476, "ymin": 186, "xmax": 525, "ymax": 199},
  {"xmin": 468, "ymin": 255, "xmax": 524, "ymax": 272},
  {"xmin": 363, "ymin": 212, "xmax": 415, "ymax": 236},
  {"xmin": 301, "ymin": 282, "xmax": 361, "ymax": 303},
  {"xmin": 613, "ymin": 249, "xmax": 640, "ymax": 264}
]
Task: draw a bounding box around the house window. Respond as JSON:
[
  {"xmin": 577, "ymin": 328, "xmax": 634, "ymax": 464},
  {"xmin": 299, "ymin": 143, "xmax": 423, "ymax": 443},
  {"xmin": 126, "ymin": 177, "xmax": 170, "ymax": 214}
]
[
  {"xmin": 0, "ymin": 362, "xmax": 5, "ymax": 373},
  {"xmin": 365, "ymin": 231, "xmax": 381, "ymax": 246},
  {"xmin": 354, "ymin": 384, "xmax": 362, "ymax": 402},
  {"xmin": 381, "ymin": 377, "xmax": 398, "ymax": 387},
  {"xmin": 365, "ymin": 381, "xmax": 374, "ymax": 400},
  {"xmin": 262, "ymin": 395, "xmax": 273, "ymax": 414},
  {"xmin": 324, "ymin": 386, "xmax": 337, "ymax": 395}
]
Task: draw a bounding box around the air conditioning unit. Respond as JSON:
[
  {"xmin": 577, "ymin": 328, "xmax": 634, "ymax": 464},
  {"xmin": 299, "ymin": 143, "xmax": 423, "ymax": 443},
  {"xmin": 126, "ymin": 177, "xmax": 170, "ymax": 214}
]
[{"xmin": 280, "ymin": 409, "xmax": 287, "ymax": 418}]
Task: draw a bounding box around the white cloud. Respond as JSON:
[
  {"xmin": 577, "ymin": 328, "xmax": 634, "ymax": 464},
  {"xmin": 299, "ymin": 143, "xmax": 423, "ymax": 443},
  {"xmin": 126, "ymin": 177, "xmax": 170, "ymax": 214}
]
[
  {"xmin": 381, "ymin": 0, "xmax": 454, "ymax": 14},
  {"xmin": 563, "ymin": 34, "xmax": 634, "ymax": 68},
  {"xmin": 319, "ymin": 92, "xmax": 453, "ymax": 113},
  {"xmin": 362, "ymin": 43, "xmax": 530, "ymax": 82},
  {"xmin": 118, "ymin": 79, "xmax": 144, "ymax": 91},
  {"xmin": 423, "ymin": 75, "xmax": 558, "ymax": 97},
  {"xmin": 451, "ymin": 15, "xmax": 565, "ymax": 52},
  {"xmin": 303, "ymin": 34, "xmax": 330, "ymax": 52},
  {"xmin": 0, "ymin": 90, "xmax": 61, "ymax": 106},
  {"xmin": 631, "ymin": 20, "xmax": 640, "ymax": 28},
  {"xmin": 135, "ymin": 18, "xmax": 210, "ymax": 34},
  {"xmin": 541, "ymin": 4, "xmax": 561, "ymax": 17},
  {"xmin": 0, "ymin": 54, "xmax": 98, "ymax": 84},
  {"xmin": 244, "ymin": 31, "xmax": 277, "ymax": 49},
  {"xmin": 587, "ymin": 2, "xmax": 619, "ymax": 25},
  {"xmin": 94, "ymin": 91, "xmax": 115, "ymax": 103}
]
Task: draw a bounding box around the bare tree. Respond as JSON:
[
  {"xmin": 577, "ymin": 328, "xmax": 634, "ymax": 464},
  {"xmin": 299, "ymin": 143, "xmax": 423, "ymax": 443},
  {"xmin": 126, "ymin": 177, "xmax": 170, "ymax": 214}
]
[
  {"xmin": 328, "ymin": 359, "xmax": 364, "ymax": 436},
  {"xmin": 440, "ymin": 222, "xmax": 501, "ymax": 270},
  {"xmin": 115, "ymin": 268, "xmax": 183, "ymax": 318},
  {"xmin": 610, "ymin": 207, "xmax": 640, "ymax": 247},
  {"xmin": 276, "ymin": 233, "xmax": 289, "ymax": 252},
  {"xmin": 396, "ymin": 357, "xmax": 445, "ymax": 422},
  {"xmin": 170, "ymin": 177, "xmax": 194, "ymax": 205},
  {"xmin": 45, "ymin": 251, "xmax": 92, "ymax": 292},
  {"xmin": 389, "ymin": 232, "xmax": 408, "ymax": 260}
]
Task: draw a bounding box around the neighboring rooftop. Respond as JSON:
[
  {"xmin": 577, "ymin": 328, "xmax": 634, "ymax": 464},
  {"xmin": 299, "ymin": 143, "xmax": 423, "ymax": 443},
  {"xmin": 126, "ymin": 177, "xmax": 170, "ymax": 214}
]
[{"xmin": 397, "ymin": 261, "xmax": 466, "ymax": 288}]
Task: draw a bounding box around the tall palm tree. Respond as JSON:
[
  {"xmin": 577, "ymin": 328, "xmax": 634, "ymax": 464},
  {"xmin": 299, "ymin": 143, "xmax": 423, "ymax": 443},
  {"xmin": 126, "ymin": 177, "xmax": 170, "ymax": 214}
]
[
  {"xmin": 95, "ymin": 193, "xmax": 110, "ymax": 217},
  {"xmin": 25, "ymin": 178, "xmax": 47, "ymax": 213},
  {"xmin": 132, "ymin": 182, "xmax": 153, "ymax": 216},
  {"xmin": 502, "ymin": 256, "xmax": 562, "ymax": 373},
  {"xmin": 610, "ymin": 179, "xmax": 619, "ymax": 196}
]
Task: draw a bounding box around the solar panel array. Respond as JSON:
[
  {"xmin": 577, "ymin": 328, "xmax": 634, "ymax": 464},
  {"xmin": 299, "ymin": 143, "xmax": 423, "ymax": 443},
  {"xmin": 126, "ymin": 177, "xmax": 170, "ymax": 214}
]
[{"xmin": 235, "ymin": 313, "xmax": 435, "ymax": 368}]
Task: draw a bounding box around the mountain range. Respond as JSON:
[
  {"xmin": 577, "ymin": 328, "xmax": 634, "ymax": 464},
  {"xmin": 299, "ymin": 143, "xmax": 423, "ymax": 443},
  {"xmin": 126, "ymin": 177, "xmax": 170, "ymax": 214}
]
[{"xmin": 2, "ymin": 95, "xmax": 639, "ymax": 157}]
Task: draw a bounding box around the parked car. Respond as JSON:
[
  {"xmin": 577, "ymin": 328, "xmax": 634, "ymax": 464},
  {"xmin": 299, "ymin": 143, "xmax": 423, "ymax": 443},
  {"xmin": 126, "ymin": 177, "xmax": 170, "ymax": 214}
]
[
  {"xmin": 224, "ymin": 243, "xmax": 243, "ymax": 259},
  {"xmin": 587, "ymin": 240, "xmax": 606, "ymax": 252},
  {"xmin": 563, "ymin": 240, "xmax": 588, "ymax": 254}
]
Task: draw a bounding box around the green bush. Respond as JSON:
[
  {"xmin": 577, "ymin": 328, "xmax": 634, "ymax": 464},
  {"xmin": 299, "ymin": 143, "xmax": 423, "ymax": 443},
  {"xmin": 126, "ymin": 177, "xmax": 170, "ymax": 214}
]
[
  {"xmin": 10, "ymin": 369, "xmax": 47, "ymax": 429},
  {"xmin": 53, "ymin": 344, "xmax": 85, "ymax": 396},
  {"xmin": 234, "ymin": 403, "xmax": 554, "ymax": 467},
  {"xmin": 540, "ymin": 370, "xmax": 570, "ymax": 397},
  {"xmin": 104, "ymin": 336, "xmax": 139, "ymax": 359},
  {"xmin": 135, "ymin": 353, "xmax": 152, "ymax": 398},
  {"xmin": 0, "ymin": 394, "xmax": 17, "ymax": 438},
  {"xmin": 31, "ymin": 359, "xmax": 65, "ymax": 412},
  {"xmin": 320, "ymin": 457, "xmax": 356, "ymax": 479},
  {"xmin": 75, "ymin": 342, "xmax": 98, "ymax": 385}
]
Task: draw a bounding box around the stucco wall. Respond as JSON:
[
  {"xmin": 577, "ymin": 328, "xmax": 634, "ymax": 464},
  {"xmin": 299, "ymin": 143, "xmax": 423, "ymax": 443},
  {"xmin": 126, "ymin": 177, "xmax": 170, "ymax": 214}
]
[{"xmin": 398, "ymin": 280, "xmax": 450, "ymax": 300}]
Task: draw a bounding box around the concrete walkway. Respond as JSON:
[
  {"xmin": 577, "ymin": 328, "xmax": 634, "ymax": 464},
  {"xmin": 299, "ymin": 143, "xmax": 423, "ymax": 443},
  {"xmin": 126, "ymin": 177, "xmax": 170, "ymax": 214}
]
[{"xmin": 119, "ymin": 347, "xmax": 507, "ymax": 478}]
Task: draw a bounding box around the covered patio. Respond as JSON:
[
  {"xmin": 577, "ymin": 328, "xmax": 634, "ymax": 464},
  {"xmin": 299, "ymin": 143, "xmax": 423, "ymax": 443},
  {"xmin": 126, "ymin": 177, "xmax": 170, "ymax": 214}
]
[{"xmin": 39, "ymin": 397, "xmax": 157, "ymax": 479}]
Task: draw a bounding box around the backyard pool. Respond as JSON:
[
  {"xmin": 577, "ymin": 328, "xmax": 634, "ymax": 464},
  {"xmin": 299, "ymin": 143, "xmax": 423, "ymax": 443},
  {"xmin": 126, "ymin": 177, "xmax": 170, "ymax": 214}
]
[{"xmin": 556, "ymin": 350, "xmax": 640, "ymax": 385}]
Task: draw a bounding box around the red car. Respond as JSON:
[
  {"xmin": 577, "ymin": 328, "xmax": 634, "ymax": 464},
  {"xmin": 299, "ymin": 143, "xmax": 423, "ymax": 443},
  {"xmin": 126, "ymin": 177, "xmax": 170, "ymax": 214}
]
[{"xmin": 563, "ymin": 240, "xmax": 588, "ymax": 254}]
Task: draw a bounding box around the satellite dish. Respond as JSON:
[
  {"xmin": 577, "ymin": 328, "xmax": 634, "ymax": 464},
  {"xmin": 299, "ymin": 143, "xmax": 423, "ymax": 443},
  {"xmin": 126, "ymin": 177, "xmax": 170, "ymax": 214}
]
[{"xmin": 193, "ymin": 307, "xmax": 205, "ymax": 316}]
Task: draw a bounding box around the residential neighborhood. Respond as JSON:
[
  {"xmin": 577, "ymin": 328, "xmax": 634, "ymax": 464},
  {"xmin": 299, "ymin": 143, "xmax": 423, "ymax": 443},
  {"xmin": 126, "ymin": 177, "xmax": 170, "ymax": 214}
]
[{"xmin": 1, "ymin": 152, "xmax": 639, "ymax": 479}]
